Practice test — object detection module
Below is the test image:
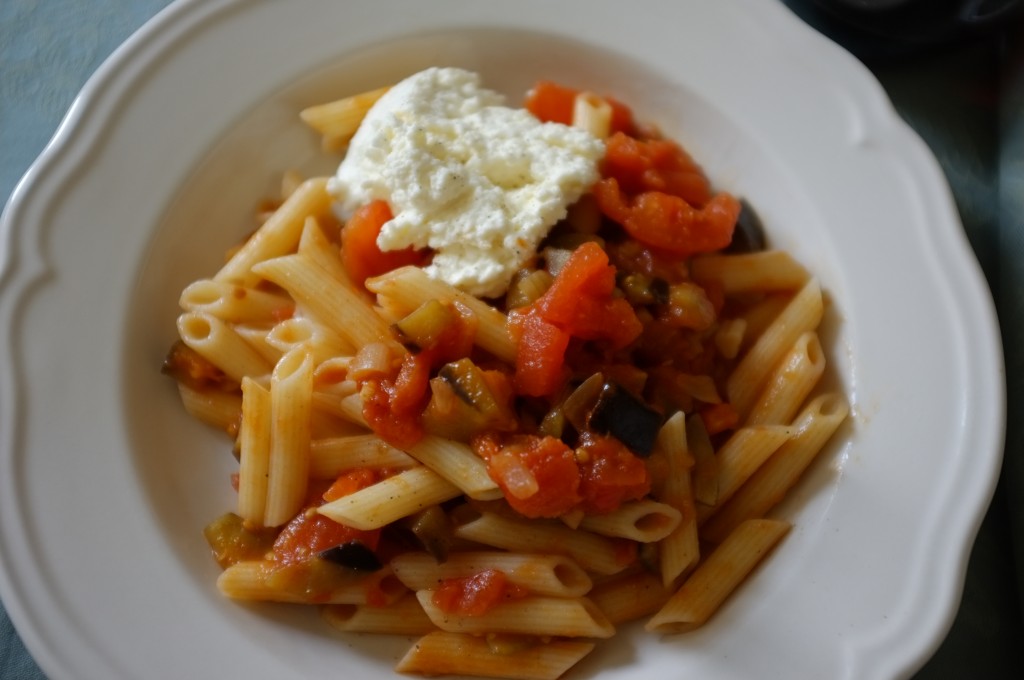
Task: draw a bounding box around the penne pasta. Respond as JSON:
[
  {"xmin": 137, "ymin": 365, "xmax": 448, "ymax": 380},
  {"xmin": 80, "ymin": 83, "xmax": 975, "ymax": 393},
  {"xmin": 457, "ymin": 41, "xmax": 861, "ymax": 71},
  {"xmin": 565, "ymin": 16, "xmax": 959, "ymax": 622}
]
[
  {"xmin": 318, "ymin": 466, "xmax": 462, "ymax": 530},
  {"xmin": 237, "ymin": 377, "xmax": 271, "ymax": 526},
  {"xmin": 646, "ymin": 519, "xmax": 790, "ymax": 634},
  {"xmin": 588, "ymin": 570, "xmax": 671, "ymax": 625},
  {"xmin": 714, "ymin": 317, "xmax": 747, "ymax": 360},
  {"xmin": 176, "ymin": 383, "xmax": 241, "ymax": 434},
  {"xmin": 416, "ymin": 591, "xmax": 614, "ymax": 638},
  {"xmin": 687, "ymin": 414, "xmax": 719, "ymax": 508},
  {"xmin": 233, "ymin": 323, "xmax": 284, "ymax": 366},
  {"xmin": 296, "ymin": 215, "xmax": 348, "ymax": 282},
  {"xmin": 310, "ymin": 410, "xmax": 367, "ymax": 440},
  {"xmin": 690, "ymin": 250, "xmax": 810, "ymax": 294},
  {"xmin": 252, "ymin": 253, "xmax": 398, "ymax": 352},
  {"xmin": 571, "ymin": 92, "xmax": 613, "ymax": 139},
  {"xmin": 404, "ymin": 436, "xmax": 502, "ymax": 501},
  {"xmin": 746, "ymin": 331, "xmax": 825, "ymax": 426},
  {"xmin": 737, "ymin": 292, "xmax": 794, "ymax": 351},
  {"xmin": 396, "ymin": 631, "xmax": 595, "ymax": 680},
  {"xmin": 453, "ymin": 510, "xmax": 632, "ymax": 576},
  {"xmin": 365, "ymin": 266, "xmax": 516, "ymax": 363},
  {"xmin": 323, "ymin": 593, "xmax": 436, "ymax": 635},
  {"xmin": 179, "ymin": 279, "xmax": 294, "ymax": 324},
  {"xmin": 391, "ymin": 551, "xmax": 592, "ymax": 598},
  {"xmin": 299, "ymin": 85, "xmax": 390, "ymax": 152},
  {"xmin": 697, "ymin": 425, "xmax": 793, "ymax": 524},
  {"xmin": 653, "ymin": 413, "xmax": 699, "ymax": 585},
  {"xmin": 177, "ymin": 311, "xmax": 273, "ymax": 384},
  {"xmin": 726, "ymin": 278, "xmax": 824, "ymax": 417},
  {"xmin": 334, "ymin": 392, "xmax": 370, "ymax": 427},
  {"xmin": 215, "ymin": 177, "xmax": 332, "ymax": 287},
  {"xmin": 218, "ymin": 561, "xmax": 406, "ymax": 605},
  {"xmin": 702, "ymin": 394, "xmax": 849, "ymax": 544},
  {"xmin": 265, "ymin": 316, "xmax": 355, "ymax": 364},
  {"xmin": 309, "ymin": 434, "xmax": 417, "ymax": 479},
  {"xmin": 578, "ymin": 499, "xmax": 682, "ymax": 542},
  {"xmin": 264, "ymin": 348, "xmax": 314, "ymax": 527}
]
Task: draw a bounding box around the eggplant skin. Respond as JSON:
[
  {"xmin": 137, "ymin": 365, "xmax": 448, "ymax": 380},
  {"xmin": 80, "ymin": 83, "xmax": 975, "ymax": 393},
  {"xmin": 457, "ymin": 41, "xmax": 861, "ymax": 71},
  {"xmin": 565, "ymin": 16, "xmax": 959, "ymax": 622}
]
[
  {"xmin": 318, "ymin": 541, "xmax": 382, "ymax": 571},
  {"xmin": 724, "ymin": 199, "xmax": 767, "ymax": 254},
  {"xmin": 587, "ymin": 382, "xmax": 663, "ymax": 457}
]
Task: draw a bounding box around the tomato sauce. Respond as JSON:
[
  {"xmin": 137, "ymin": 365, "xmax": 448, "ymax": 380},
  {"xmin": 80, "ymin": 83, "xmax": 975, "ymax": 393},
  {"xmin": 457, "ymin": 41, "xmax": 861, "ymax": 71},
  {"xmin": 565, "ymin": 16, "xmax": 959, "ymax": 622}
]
[
  {"xmin": 432, "ymin": 569, "xmax": 528, "ymax": 617},
  {"xmin": 576, "ymin": 433, "xmax": 651, "ymax": 515},
  {"xmin": 475, "ymin": 433, "xmax": 582, "ymax": 518}
]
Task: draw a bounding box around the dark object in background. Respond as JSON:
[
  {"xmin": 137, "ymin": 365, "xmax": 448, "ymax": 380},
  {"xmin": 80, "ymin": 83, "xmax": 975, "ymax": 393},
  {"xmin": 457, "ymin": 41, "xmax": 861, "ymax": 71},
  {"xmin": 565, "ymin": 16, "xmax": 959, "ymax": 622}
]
[{"xmin": 785, "ymin": 0, "xmax": 1022, "ymax": 59}]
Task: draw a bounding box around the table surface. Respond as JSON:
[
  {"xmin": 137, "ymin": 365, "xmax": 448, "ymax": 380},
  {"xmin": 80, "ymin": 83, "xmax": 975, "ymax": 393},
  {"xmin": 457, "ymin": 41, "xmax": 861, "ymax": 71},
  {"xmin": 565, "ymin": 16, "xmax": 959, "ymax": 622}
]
[{"xmin": 1, "ymin": 1, "xmax": 1022, "ymax": 678}]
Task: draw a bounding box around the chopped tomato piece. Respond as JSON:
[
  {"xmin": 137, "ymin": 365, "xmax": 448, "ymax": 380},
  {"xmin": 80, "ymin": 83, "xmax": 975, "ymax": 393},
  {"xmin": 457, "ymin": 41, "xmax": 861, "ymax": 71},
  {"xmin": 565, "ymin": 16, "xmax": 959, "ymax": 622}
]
[
  {"xmin": 161, "ymin": 340, "xmax": 237, "ymax": 392},
  {"xmin": 357, "ymin": 348, "xmax": 433, "ymax": 449},
  {"xmin": 271, "ymin": 510, "xmax": 380, "ymax": 566},
  {"xmin": 564, "ymin": 296, "xmax": 643, "ymax": 349},
  {"xmin": 537, "ymin": 241, "xmax": 616, "ymax": 323},
  {"xmin": 536, "ymin": 242, "xmax": 642, "ymax": 349},
  {"xmin": 432, "ymin": 569, "xmax": 528, "ymax": 616},
  {"xmin": 389, "ymin": 351, "xmax": 432, "ymax": 414},
  {"xmin": 601, "ymin": 132, "xmax": 712, "ymax": 206},
  {"xmin": 510, "ymin": 243, "xmax": 642, "ymax": 397},
  {"xmin": 322, "ymin": 468, "xmax": 379, "ymax": 503},
  {"xmin": 361, "ymin": 376, "xmax": 426, "ymax": 449},
  {"xmin": 700, "ymin": 402, "xmax": 740, "ymax": 436},
  {"xmin": 576, "ymin": 433, "xmax": 651, "ymax": 514},
  {"xmin": 524, "ymin": 81, "xmax": 577, "ymax": 125},
  {"xmin": 511, "ymin": 311, "xmax": 572, "ymax": 397},
  {"xmin": 525, "ymin": 81, "xmax": 635, "ymax": 135},
  {"xmin": 594, "ymin": 178, "xmax": 740, "ymax": 257},
  {"xmin": 607, "ymin": 98, "xmax": 637, "ymax": 137},
  {"xmin": 341, "ymin": 200, "xmax": 427, "ymax": 289},
  {"xmin": 475, "ymin": 433, "xmax": 582, "ymax": 518}
]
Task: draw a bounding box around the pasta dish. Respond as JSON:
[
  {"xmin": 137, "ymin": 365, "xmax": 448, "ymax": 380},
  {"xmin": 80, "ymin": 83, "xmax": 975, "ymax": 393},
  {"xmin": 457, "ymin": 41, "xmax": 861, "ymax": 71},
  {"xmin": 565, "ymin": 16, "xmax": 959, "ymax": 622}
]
[{"xmin": 162, "ymin": 68, "xmax": 848, "ymax": 679}]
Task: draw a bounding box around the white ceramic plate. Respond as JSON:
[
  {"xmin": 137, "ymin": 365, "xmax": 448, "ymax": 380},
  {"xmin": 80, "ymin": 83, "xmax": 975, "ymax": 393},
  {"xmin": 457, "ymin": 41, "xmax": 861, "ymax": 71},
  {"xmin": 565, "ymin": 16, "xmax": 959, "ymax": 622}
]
[{"xmin": 0, "ymin": 1, "xmax": 1004, "ymax": 679}]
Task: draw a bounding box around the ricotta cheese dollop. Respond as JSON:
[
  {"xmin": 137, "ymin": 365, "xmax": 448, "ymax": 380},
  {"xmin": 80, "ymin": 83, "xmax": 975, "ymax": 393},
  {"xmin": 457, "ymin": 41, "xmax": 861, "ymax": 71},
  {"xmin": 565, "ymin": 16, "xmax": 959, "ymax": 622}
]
[{"xmin": 327, "ymin": 67, "xmax": 605, "ymax": 299}]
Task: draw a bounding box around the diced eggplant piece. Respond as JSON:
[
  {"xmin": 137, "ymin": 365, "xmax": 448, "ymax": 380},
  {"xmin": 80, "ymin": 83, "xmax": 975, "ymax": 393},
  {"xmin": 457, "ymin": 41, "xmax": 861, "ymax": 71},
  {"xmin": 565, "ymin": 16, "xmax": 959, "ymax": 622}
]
[
  {"xmin": 618, "ymin": 273, "xmax": 669, "ymax": 306},
  {"xmin": 441, "ymin": 359, "xmax": 514, "ymax": 425},
  {"xmin": 422, "ymin": 377, "xmax": 490, "ymax": 441},
  {"xmin": 561, "ymin": 372, "xmax": 605, "ymax": 432},
  {"xmin": 724, "ymin": 199, "xmax": 767, "ymax": 253},
  {"xmin": 265, "ymin": 556, "xmax": 372, "ymax": 598},
  {"xmin": 538, "ymin": 405, "xmax": 567, "ymax": 439},
  {"xmin": 438, "ymin": 359, "xmax": 495, "ymax": 408},
  {"xmin": 404, "ymin": 506, "xmax": 454, "ymax": 563},
  {"xmin": 318, "ymin": 540, "xmax": 382, "ymax": 571},
  {"xmin": 391, "ymin": 299, "xmax": 456, "ymax": 351},
  {"xmin": 203, "ymin": 512, "xmax": 277, "ymax": 569},
  {"xmin": 423, "ymin": 359, "xmax": 515, "ymax": 440},
  {"xmin": 587, "ymin": 382, "xmax": 663, "ymax": 457}
]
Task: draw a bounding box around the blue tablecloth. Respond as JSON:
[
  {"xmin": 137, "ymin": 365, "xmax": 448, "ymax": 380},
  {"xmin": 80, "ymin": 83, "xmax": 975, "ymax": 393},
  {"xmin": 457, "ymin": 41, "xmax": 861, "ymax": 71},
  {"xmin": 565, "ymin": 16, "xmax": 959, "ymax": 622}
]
[{"xmin": 1, "ymin": 1, "xmax": 1021, "ymax": 678}]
